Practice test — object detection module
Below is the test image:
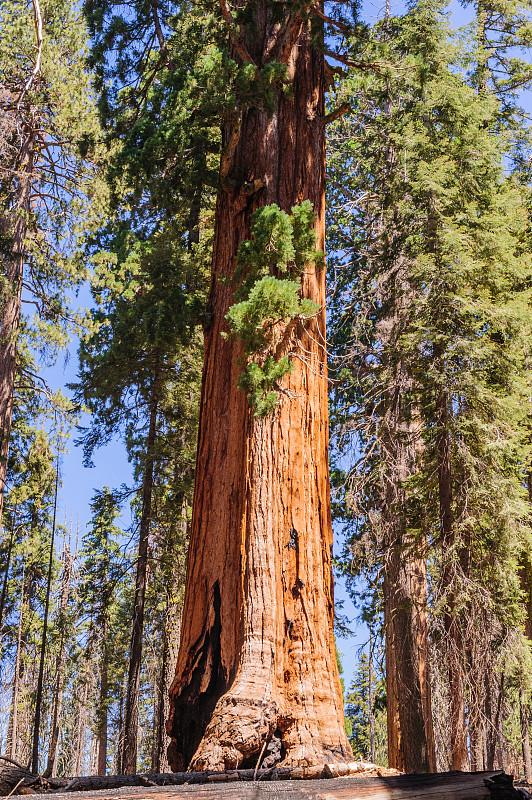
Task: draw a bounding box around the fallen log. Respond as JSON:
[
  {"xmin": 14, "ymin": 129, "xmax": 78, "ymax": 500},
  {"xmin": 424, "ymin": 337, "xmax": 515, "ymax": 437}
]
[
  {"xmin": 1, "ymin": 764, "xmax": 528, "ymax": 799},
  {"xmin": 0, "ymin": 762, "xmax": 400, "ymax": 795},
  {"xmin": 5, "ymin": 771, "xmax": 525, "ymax": 799},
  {"xmin": 0, "ymin": 757, "xmax": 37, "ymax": 797}
]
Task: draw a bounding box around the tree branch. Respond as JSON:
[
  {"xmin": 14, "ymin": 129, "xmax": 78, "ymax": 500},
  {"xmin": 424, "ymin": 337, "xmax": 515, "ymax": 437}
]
[
  {"xmin": 218, "ymin": 0, "xmax": 258, "ymax": 70},
  {"xmin": 323, "ymin": 103, "xmax": 351, "ymax": 125},
  {"xmin": 310, "ymin": 4, "xmax": 352, "ymax": 34},
  {"xmin": 324, "ymin": 50, "xmax": 386, "ymax": 78},
  {"xmin": 17, "ymin": 0, "xmax": 43, "ymax": 109},
  {"xmin": 151, "ymin": 1, "xmax": 166, "ymax": 51}
]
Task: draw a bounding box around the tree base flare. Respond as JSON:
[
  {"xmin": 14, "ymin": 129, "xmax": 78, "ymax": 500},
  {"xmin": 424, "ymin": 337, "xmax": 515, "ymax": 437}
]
[{"xmin": 177, "ymin": 693, "xmax": 352, "ymax": 773}]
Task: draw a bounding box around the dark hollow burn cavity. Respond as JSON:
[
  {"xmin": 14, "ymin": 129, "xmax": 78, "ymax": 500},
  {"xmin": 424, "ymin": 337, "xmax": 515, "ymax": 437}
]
[
  {"xmin": 240, "ymin": 730, "xmax": 286, "ymax": 770},
  {"xmin": 167, "ymin": 580, "xmax": 226, "ymax": 768}
]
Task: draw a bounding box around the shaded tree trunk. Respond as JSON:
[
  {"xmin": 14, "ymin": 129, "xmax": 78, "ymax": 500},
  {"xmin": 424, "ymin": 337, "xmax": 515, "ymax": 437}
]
[
  {"xmin": 435, "ymin": 385, "xmax": 469, "ymax": 771},
  {"xmin": 375, "ymin": 249, "xmax": 435, "ymax": 773},
  {"xmin": 167, "ymin": 9, "xmax": 351, "ymax": 772},
  {"xmin": 122, "ymin": 364, "xmax": 160, "ymax": 773},
  {"xmin": 381, "ymin": 389, "xmax": 435, "ymax": 774},
  {"xmin": 152, "ymin": 501, "xmax": 185, "ymax": 773},
  {"xmin": 368, "ymin": 635, "xmax": 375, "ymax": 765},
  {"xmin": 0, "ymin": 135, "xmax": 33, "ymax": 535},
  {"xmin": 485, "ymin": 672, "xmax": 496, "ymax": 771}
]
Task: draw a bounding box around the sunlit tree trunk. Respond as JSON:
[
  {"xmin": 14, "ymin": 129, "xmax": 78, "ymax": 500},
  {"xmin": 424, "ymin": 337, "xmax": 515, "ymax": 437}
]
[{"xmin": 167, "ymin": 7, "xmax": 351, "ymax": 772}]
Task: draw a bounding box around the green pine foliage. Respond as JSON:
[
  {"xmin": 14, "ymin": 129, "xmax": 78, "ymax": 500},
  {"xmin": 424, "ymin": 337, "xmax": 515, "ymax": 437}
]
[
  {"xmin": 328, "ymin": 0, "xmax": 532, "ymax": 766},
  {"xmin": 225, "ymin": 201, "xmax": 321, "ymax": 416},
  {"xmin": 0, "ymin": 0, "xmax": 105, "ymax": 360}
]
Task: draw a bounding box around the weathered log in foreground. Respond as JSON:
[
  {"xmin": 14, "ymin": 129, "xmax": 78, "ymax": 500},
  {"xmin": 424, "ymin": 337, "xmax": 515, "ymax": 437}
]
[{"xmin": 1, "ymin": 766, "xmax": 530, "ymax": 799}]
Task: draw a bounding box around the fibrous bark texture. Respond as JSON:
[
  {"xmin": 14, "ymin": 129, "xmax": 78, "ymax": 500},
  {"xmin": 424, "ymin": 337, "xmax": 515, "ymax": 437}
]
[{"xmin": 167, "ymin": 10, "xmax": 351, "ymax": 773}]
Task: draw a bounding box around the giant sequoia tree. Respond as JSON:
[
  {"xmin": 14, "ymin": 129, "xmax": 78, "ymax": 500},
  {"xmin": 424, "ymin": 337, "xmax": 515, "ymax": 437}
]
[{"xmin": 166, "ymin": 0, "xmax": 353, "ymax": 772}]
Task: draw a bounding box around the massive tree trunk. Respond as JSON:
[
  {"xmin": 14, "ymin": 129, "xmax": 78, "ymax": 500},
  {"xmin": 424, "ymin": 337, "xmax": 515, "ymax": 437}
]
[
  {"xmin": 167, "ymin": 8, "xmax": 351, "ymax": 772},
  {"xmin": 122, "ymin": 364, "xmax": 161, "ymax": 773},
  {"xmin": 435, "ymin": 385, "xmax": 469, "ymax": 771}
]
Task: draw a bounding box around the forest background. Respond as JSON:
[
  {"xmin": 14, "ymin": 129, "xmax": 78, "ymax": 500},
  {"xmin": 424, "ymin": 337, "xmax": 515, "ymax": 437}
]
[{"xmin": 1, "ymin": 0, "xmax": 532, "ymax": 783}]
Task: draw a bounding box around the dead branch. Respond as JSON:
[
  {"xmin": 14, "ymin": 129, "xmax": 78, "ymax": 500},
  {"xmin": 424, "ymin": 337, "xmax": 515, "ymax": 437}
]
[{"xmin": 17, "ymin": 0, "xmax": 43, "ymax": 110}]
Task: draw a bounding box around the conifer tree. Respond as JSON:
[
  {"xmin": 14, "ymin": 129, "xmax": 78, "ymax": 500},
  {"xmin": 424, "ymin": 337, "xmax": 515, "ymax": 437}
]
[
  {"xmin": 164, "ymin": 0, "xmax": 357, "ymax": 770},
  {"xmin": 328, "ymin": 0, "xmax": 532, "ymax": 772},
  {"xmin": 345, "ymin": 650, "xmax": 387, "ymax": 765},
  {"xmin": 0, "ymin": 0, "xmax": 103, "ymax": 532},
  {"xmin": 78, "ymin": 488, "xmax": 124, "ymax": 776}
]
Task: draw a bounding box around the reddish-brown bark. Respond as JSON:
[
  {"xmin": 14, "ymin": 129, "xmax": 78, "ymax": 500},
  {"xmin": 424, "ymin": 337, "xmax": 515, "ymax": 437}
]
[{"xmin": 167, "ymin": 9, "xmax": 351, "ymax": 772}]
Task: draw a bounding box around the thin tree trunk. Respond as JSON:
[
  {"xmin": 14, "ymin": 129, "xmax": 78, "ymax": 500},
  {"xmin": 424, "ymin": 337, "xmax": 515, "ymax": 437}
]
[
  {"xmin": 521, "ymin": 691, "xmax": 532, "ymax": 781},
  {"xmin": 31, "ymin": 456, "xmax": 58, "ymax": 774},
  {"xmin": 368, "ymin": 635, "xmax": 375, "ymax": 765},
  {"xmin": 435, "ymin": 385, "xmax": 469, "ymax": 771},
  {"xmin": 116, "ymin": 687, "xmax": 125, "ymax": 775},
  {"xmin": 44, "ymin": 546, "xmax": 73, "ymax": 777},
  {"xmin": 167, "ymin": 10, "xmax": 351, "ymax": 771},
  {"xmin": 7, "ymin": 566, "xmax": 25, "ymax": 760},
  {"xmin": 97, "ymin": 525, "xmax": 111, "ymax": 777},
  {"xmin": 97, "ymin": 615, "xmax": 108, "ymax": 776},
  {"xmin": 74, "ymin": 630, "xmax": 94, "ymax": 777},
  {"xmin": 121, "ymin": 364, "xmax": 160, "ymax": 774},
  {"xmin": 0, "ymin": 136, "xmax": 33, "ymax": 535}
]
